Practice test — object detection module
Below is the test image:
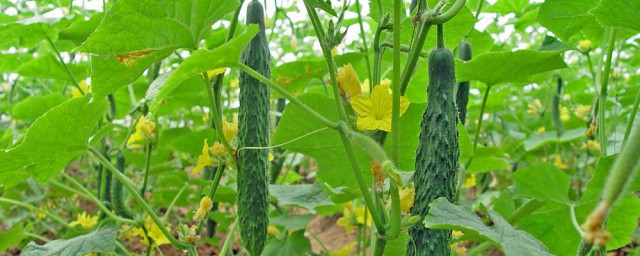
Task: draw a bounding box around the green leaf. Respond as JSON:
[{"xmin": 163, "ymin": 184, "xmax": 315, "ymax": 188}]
[
  {"xmin": 0, "ymin": 96, "xmax": 107, "ymax": 188},
  {"xmin": 424, "ymin": 198, "xmax": 552, "ymax": 256},
  {"xmin": 261, "ymin": 230, "xmax": 311, "ymax": 256},
  {"xmin": 269, "ymin": 183, "xmax": 333, "ymax": 211},
  {"xmin": 0, "ymin": 225, "xmax": 25, "ymax": 252},
  {"xmin": 0, "ymin": 53, "xmax": 32, "ymax": 73},
  {"xmin": 17, "ymin": 54, "xmax": 88, "ymax": 82},
  {"xmin": 90, "ymin": 48, "xmax": 173, "ymax": 99},
  {"xmin": 466, "ymin": 147, "xmax": 510, "ymax": 173},
  {"xmin": 383, "ymin": 103, "xmax": 425, "ymax": 171},
  {"xmin": 536, "ymin": 0, "xmax": 600, "ymax": 41},
  {"xmin": 456, "ymin": 50, "xmax": 568, "ymax": 86},
  {"xmin": 146, "ymin": 25, "xmax": 259, "ymax": 113},
  {"xmin": 537, "ymin": 35, "xmax": 573, "ymax": 52},
  {"xmin": 0, "ymin": 19, "xmax": 57, "ymax": 50},
  {"xmin": 21, "ymin": 220, "xmax": 118, "ymax": 256},
  {"xmin": 523, "ymin": 127, "xmax": 586, "ymax": 151},
  {"xmin": 589, "ymin": 0, "xmax": 640, "ymax": 32},
  {"xmin": 269, "ymin": 214, "xmax": 315, "ymax": 231},
  {"xmin": 486, "ymin": 0, "xmax": 530, "ymax": 15},
  {"xmin": 11, "ymin": 94, "xmax": 68, "ymax": 121},
  {"xmin": 383, "ymin": 231, "xmax": 410, "ymax": 256},
  {"xmin": 76, "ymin": 0, "xmax": 239, "ymax": 54},
  {"xmin": 58, "ymin": 13, "xmax": 105, "ymax": 45},
  {"xmin": 169, "ymin": 128, "xmax": 215, "ymax": 156},
  {"xmin": 511, "ymin": 164, "xmax": 571, "ymax": 204}
]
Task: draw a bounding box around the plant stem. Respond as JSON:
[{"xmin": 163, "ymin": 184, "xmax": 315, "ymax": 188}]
[
  {"xmin": 623, "ymin": 87, "xmax": 640, "ymax": 145},
  {"xmin": 61, "ymin": 173, "xmax": 137, "ymax": 225},
  {"xmin": 89, "ymin": 147, "xmax": 189, "ymax": 250},
  {"xmin": 45, "ymin": 35, "xmax": 82, "ymax": 92},
  {"xmin": 219, "ymin": 219, "xmax": 239, "ymax": 256},
  {"xmin": 202, "ymin": 73, "xmax": 234, "ymax": 152},
  {"xmin": 466, "ymin": 84, "xmax": 492, "ymax": 168},
  {"xmin": 235, "ymin": 63, "xmax": 337, "ymax": 129},
  {"xmin": 0, "ymin": 198, "xmax": 72, "ymax": 228},
  {"xmin": 391, "ymin": 0, "xmax": 402, "ymax": 165},
  {"xmin": 354, "ymin": 0, "xmax": 372, "ymax": 83},
  {"xmin": 599, "ymin": 28, "xmax": 618, "ymax": 156},
  {"xmin": 196, "ymin": 164, "xmax": 227, "ymax": 234},
  {"xmin": 139, "ymin": 141, "xmax": 152, "ymax": 196},
  {"xmin": 162, "ymin": 183, "xmax": 188, "ymax": 223},
  {"xmin": 337, "ymin": 123, "xmax": 385, "ymax": 234},
  {"xmin": 373, "ymin": 237, "xmax": 387, "ymax": 256},
  {"xmin": 303, "ymin": 0, "xmax": 350, "ymax": 125}
]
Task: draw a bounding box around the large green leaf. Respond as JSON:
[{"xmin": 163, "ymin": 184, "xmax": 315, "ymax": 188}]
[
  {"xmin": 90, "ymin": 48, "xmax": 174, "ymax": 99},
  {"xmin": 11, "ymin": 94, "xmax": 68, "ymax": 121},
  {"xmin": 0, "ymin": 225, "xmax": 25, "ymax": 252},
  {"xmin": 269, "ymin": 214, "xmax": 315, "ymax": 231},
  {"xmin": 17, "ymin": 54, "xmax": 88, "ymax": 82},
  {"xmin": 0, "ymin": 19, "xmax": 57, "ymax": 50},
  {"xmin": 76, "ymin": 0, "xmax": 239, "ymax": 54},
  {"xmin": 589, "ymin": 0, "xmax": 640, "ymax": 32},
  {"xmin": 536, "ymin": 0, "xmax": 600, "ymax": 41},
  {"xmin": 0, "ymin": 53, "xmax": 32, "ymax": 73},
  {"xmin": 21, "ymin": 220, "xmax": 118, "ymax": 256},
  {"xmin": 424, "ymin": 198, "xmax": 552, "ymax": 256},
  {"xmin": 511, "ymin": 164, "xmax": 570, "ymax": 204},
  {"xmin": 269, "ymin": 183, "xmax": 333, "ymax": 211},
  {"xmin": 146, "ymin": 25, "xmax": 258, "ymax": 113},
  {"xmin": 514, "ymin": 161, "xmax": 640, "ymax": 254},
  {"xmin": 0, "ymin": 96, "xmax": 107, "ymax": 188},
  {"xmin": 523, "ymin": 127, "xmax": 586, "ymax": 151},
  {"xmin": 456, "ymin": 50, "xmax": 568, "ymax": 86}
]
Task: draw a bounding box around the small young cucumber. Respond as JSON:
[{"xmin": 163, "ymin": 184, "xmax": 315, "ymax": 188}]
[
  {"xmin": 237, "ymin": 0, "xmax": 271, "ymax": 255},
  {"xmin": 455, "ymin": 40, "xmax": 472, "ymax": 124},
  {"xmin": 111, "ymin": 153, "xmax": 133, "ymax": 219}
]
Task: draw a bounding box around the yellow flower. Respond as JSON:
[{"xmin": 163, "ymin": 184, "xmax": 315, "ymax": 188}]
[
  {"xmin": 229, "ymin": 79, "xmax": 239, "ymax": 88},
  {"xmin": 206, "ymin": 67, "xmax": 226, "ymax": 78},
  {"xmin": 330, "ymin": 242, "xmax": 357, "ymax": 256},
  {"xmin": 222, "ymin": 119, "xmax": 238, "ymax": 142},
  {"xmin": 209, "ymin": 141, "xmax": 226, "ymax": 156},
  {"xmin": 554, "ymin": 155, "xmax": 568, "ymax": 169},
  {"xmin": 360, "ymin": 79, "xmax": 371, "ymax": 95},
  {"xmin": 527, "ymin": 104, "xmax": 537, "ymax": 115},
  {"xmin": 132, "ymin": 216, "xmax": 171, "ymax": 248},
  {"xmin": 267, "ymin": 225, "xmax": 280, "ymax": 236},
  {"xmin": 194, "ymin": 196, "xmax": 213, "ymax": 221},
  {"xmin": 560, "ymin": 107, "xmax": 570, "ymax": 121},
  {"xmin": 452, "ymin": 230, "xmax": 464, "ymax": 239},
  {"xmin": 350, "ymin": 84, "xmax": 410, "ymax": 131},
  {"xmin": 581, "ymin": 140, "xmax": 600, "ymax": 151},
  {"xmin": 575, "ymin": 105, "xmax": 591, "ymax": 122},
  {"xmin": 290, "ymin": 37, "xmax": 298, "ymax": 50},
  {"xmin": 268, "ymin": 153, "xmax": 274, "ymax": 162},
  {"xmin": 464, "ymin": 174, "xmax": 477, "ymax": 188},
  {"xmin": 380, "ymin": 78, "xmax": 391, "ymax": 87},
  {"xmin": 337, "ymin": 64, "xmax": 361, "ymax": 98},
  {"xmin": 69, "ymin": 212, "xmax": 98, "ymax": 229},
  {"xmin": 331, "ymin": 47, "xmax": 339, "ymax": 56},
  {"xmin": 126, "ymin": 117, "xmax": 156, "ymax": 148},
  {"xmin": 399, "ymin": 186, "xmax": 415, "ymax": 213},
  {"xmin": 192, "ymin": 139, "xmax": 215, "ymax": 175},
  {"xmin": 578, "ymin": 39, "xmax": 592, "ymax": 52},
  {"xmin": 336, "ymin": 202, "xmax": 370, "ymax": 234},
  {"xmin": 537, "ymin": 127, "xmax": 546, "ymax": 133},
  {"xmin": 71, "ymin": 80, "xmax": 91, "ymax": 98}
]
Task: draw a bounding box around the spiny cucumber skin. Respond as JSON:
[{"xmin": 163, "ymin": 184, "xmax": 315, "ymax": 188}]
[
  {"xmin": 408, "ymin": 47, "xmax": 459, "ymax": 256},
  {"xmin": 237, "ymin": 0, "xmax": 270, "ymax": 255},
  {"xmin": 455, "ymin": 40, "xmax": 472, "ymax": 125},
  {"xmin": 111, "ymin": 153, "xmax": 133, "ymax": 219}
]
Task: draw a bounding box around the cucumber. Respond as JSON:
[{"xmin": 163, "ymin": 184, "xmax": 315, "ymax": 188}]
[
  {"xmin": 111, "ymin": 153, "xmax": 133, "ymax": 219},
  {"xmin": 237, "ymin": 0, "xmax": 270, "ymax": 255},
  {"xmin": 552, "ymin": 76, "xmax": 564, "ymax": 135},
  {"xmin": 455, "ymin": 40, "xmax": 472, "ymax": 124},
  {"xmin": 408, "ymin": 25, "xmax": 459, "ymax": 256}
]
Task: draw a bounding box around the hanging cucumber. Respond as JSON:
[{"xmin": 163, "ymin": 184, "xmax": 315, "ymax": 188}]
[
  {"xmin": 111, "ymin": 153, "xmax": 133, "ymax": 219},
  {"xmin": 455, "ymin": 39, "xmax": 472, "ymax": 124},
  {"xmin": 237, "ymin": 0, "xmax": 270, "ymax": 255},
  {"xmin": 408, "ymin": 25, "xmax": 460, "ymax": 256},
  {"xmin": 552, "ymin": 76, "xmax": 565, "ymax": 135}
]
